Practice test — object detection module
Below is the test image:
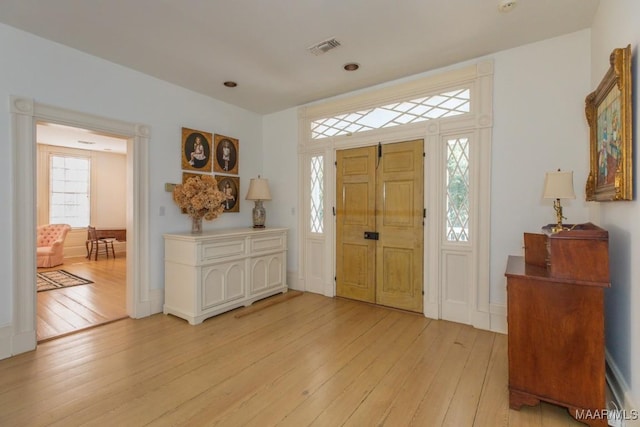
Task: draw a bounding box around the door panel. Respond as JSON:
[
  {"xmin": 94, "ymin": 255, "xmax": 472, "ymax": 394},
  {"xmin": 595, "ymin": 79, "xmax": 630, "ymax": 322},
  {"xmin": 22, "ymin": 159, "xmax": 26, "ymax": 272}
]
[
  {"xmin": 336, "ymin": 147, "xmax": 376, "ymax": 303},
  {"xmin": 336, "ymin": 140, "xmax": 423, "ymax": 312},
  {"xmin": 376, "ymin": 140, "xmax": 424, "ymax": 312}
]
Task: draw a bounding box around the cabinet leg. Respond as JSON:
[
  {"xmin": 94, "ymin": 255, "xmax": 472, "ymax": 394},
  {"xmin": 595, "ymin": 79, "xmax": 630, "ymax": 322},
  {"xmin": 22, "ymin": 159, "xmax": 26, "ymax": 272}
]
[{"xmin": 509, "ymin": 389, "xmax": 540, "ymax": 410}]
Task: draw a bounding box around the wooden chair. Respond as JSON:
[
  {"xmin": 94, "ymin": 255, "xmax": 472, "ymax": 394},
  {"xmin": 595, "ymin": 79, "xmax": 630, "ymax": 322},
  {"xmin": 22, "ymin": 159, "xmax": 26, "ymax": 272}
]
[{"xmin": 86, "ymin": 226, "xmax": 116, "ymax": 260}]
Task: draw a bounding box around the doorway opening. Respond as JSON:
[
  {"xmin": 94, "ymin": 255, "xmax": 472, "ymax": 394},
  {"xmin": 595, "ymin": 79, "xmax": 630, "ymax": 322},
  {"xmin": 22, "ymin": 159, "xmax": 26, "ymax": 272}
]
[
  {"xmin": 10, "ymin": 96, "xmax": 150, "ymax": 356},
  {"xmin": 35, "ymin": 122, "xmax": 129, "ymax": 342}
]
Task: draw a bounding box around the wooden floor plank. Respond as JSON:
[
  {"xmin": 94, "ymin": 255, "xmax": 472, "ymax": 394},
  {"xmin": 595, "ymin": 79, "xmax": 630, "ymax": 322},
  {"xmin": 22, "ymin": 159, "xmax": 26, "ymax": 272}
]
[
  {"xmin": 36, "ymin": 255, "xmax": 127, "ymax": 342},
  {"xmin": 0, "ymin": 293, "xmax": 587, "ymax": 427},
  {"xmin": 473, "ymin": 332, "xmax": 510, "ymax": 427},
  {"xmin": 442, "ymin": 329, "xmax": 496, "ymax": 426}
]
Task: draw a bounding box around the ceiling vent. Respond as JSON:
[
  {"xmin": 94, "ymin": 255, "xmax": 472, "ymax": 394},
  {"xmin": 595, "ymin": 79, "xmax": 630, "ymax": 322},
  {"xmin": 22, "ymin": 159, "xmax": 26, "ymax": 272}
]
[{"xmin": 308, "ymin": 38, "xmax": 341, "ymax": 55}]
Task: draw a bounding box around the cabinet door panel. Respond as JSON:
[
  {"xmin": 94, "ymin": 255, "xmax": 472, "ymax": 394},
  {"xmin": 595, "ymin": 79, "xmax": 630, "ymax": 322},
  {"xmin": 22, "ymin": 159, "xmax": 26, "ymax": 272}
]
[
  {"xmin": 202, "ymin": 260, "xmax": 245, "ymax": 309},
  {"xmin": 250, "ymin": 254, "xmax": 284, "ymax": 295}
]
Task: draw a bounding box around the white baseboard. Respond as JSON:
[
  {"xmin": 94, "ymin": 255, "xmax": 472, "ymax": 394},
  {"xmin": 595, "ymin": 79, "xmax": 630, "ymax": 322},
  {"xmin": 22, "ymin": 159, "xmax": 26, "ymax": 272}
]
[
  {"xmin": 0, "ymin": 324, "xmax": 12, "ymax": 360},
  {"xmin": 149, "ymin": 288, "xmax": 164, "ymax": 315},
  {"xmin": 287, "ymin": 271, "xmax": 302, "ymax": 291},
  {"xmin": 606, "ymin": 349, "xmax": 640, "ymax": 426},
  {"xmin": 490, "ymin": 303, "xmax": 507, "ymax": 334}
]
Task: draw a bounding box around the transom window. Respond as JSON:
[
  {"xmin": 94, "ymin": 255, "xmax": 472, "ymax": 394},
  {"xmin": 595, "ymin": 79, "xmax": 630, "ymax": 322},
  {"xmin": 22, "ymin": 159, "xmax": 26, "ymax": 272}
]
[{"xmin": 311, "ymin": 88, "xmax": 470, "ymax": 140}]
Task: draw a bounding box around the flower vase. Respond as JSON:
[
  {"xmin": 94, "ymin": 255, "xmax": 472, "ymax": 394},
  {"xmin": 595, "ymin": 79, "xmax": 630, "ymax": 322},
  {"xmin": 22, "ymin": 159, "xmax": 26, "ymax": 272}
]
[{"xmin": 191, "ymin": 216, "xmax": 203, "ymax": 234}]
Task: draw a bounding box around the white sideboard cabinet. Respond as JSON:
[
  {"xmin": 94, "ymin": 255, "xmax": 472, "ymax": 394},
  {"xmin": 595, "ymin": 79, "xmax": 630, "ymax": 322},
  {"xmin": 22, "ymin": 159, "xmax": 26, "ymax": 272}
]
[{"xmin": 163, "ymin": 227, "xmax": 288, "ymax": 324}]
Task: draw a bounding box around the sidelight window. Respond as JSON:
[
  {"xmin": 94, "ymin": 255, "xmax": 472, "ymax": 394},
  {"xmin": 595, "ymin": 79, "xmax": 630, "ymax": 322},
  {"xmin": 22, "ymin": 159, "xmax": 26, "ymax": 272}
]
[
  {"xmin": 310, "ymin": 155, "xmax": 324, "ymax": 233},
  {"xmin": 445, "ymin": 138, "xmax": 470, "ymax": 242}
]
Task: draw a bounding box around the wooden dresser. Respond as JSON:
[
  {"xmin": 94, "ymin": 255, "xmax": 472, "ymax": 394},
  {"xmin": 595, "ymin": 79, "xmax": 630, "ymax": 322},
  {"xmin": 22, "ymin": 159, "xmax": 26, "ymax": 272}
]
[
  {"xmin": 163, "ymin": 227, "xmax": 288, "ymax": 325},
  {"xmin": 505, "ymin": 223, "xmax": 610, "ymax": 427}
]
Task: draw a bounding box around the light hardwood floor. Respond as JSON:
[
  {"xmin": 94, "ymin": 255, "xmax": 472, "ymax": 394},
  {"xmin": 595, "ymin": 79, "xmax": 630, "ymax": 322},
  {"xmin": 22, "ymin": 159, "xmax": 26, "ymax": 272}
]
[
  {"xmin": 36, "ymin": 255, "xmax": 127, "ymax": 342},
  {"xmin": 1, "ymin": 292, "xmax": 585, "ymax": 426}
]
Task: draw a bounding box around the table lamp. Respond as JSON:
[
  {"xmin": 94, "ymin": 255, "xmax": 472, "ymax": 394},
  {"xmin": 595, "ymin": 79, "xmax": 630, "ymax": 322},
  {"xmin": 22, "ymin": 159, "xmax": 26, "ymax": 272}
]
[
  {"xmin": 543, "ymin": 169, "xmax": 575, "ymax": 233},
  {"xmin": 245, "ymin": 175, "xmax": 272, "ymax": 228}
]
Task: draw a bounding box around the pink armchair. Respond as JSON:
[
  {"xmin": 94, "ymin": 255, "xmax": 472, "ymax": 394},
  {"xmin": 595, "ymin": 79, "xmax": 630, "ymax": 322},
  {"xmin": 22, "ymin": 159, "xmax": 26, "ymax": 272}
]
[{"xmin": 36, "ymin": 224, "xmax": 71, "ymax": 268}]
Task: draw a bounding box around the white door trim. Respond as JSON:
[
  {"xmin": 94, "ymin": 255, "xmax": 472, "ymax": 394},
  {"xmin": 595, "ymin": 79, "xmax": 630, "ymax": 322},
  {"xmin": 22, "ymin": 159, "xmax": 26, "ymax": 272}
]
[{"xmin": 9, "ymin": 96, "xmax": 150, "ymax": 356}]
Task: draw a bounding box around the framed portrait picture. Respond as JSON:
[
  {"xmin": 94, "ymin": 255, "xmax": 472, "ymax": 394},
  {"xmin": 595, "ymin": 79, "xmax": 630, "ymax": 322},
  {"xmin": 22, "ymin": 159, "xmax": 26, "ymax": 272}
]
[
  {"xmin": 182, "ymin": 128, "xmax": 213, "ymax": 172},
  {"xmin": 216, "ymin": 175, "xmax": 240, "ymax": 212},
  {"xmin": 585, "ymin": 45, "xmax": 633, "ymax": 201},
  {"xmin": 214, "ymin": 134, "xmax": 239, "ymax": 175}
]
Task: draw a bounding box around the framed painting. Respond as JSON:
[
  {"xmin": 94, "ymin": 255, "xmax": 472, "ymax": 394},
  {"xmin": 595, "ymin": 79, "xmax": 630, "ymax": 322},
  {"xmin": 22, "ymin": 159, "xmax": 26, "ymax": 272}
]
[
  {"xmin": 181, "ymin": 127, "xmax": 213, "ymax": 172},
  {"xmin": 216, "ymin": 175, "xmax": 240, "ymax": 213},
  {"xmin": 214, "ymin": 134, "xmax": 239, "ymax": 175},
  {"xmin": 585, "ymin": 45, "xmax": 633, "ymax": 201}
]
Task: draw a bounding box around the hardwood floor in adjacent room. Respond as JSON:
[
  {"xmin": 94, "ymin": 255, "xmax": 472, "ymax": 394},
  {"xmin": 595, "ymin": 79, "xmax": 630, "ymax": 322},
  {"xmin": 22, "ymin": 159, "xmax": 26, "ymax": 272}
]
[
  {"xmin": 36, "ymin": 255, "xmax": 127, "ymax": 342},
  {"xmin": 1, "ymin": 292, "xmax": 584, "ymax": 426}
]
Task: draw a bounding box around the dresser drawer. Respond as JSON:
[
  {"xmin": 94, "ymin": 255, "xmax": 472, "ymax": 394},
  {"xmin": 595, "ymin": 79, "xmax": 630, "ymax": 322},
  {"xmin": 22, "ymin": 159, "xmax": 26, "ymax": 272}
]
[
  {"xmin": 250, "ymin": 234, "xmax": 286, "ymax": 254},
  {"xmin": 200, "ymin": 238, "xmax": 246, "ymax": 263}
]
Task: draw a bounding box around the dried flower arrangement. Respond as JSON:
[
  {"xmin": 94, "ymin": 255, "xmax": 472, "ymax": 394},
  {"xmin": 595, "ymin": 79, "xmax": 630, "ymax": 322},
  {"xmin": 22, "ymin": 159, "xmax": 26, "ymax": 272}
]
[{"xmin": 172, "ymin": 175, "xmax": 228, "ymax": 222}]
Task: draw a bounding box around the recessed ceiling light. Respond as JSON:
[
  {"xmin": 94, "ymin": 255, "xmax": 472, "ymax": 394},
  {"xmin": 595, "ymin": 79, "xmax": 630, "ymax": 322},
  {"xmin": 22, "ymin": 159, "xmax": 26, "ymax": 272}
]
[
  {"xmin": 343, "ymin": 63, "xmax": 360, "ymax": 71},
  {"xmin": 498, "ymin": 0, "xmax": 517, "ymax": 12},
  {"xmin": 223, "ymin": 81, "xmax": 238, "ymax": 88}
]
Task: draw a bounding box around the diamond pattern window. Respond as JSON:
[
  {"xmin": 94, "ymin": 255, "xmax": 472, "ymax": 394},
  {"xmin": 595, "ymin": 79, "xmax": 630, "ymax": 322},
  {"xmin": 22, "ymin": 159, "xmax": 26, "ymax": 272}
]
[
  {"xmin": 310, "ymin": 155, "xmax": 324, "ymax": 233},
  {"xmin": 446, "ymin": 138, "xmax": 470, "ymax": 242},
  {"xmin": 311, "ymin": 88, "xmax": 470, "ymax": 140}
]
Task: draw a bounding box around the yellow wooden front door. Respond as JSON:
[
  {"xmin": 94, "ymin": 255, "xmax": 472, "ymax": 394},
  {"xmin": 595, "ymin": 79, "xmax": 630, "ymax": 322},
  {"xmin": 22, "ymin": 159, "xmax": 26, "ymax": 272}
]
[{"xmin": 336, "ymin": 140, "xmax": 424, "ymax": 312}]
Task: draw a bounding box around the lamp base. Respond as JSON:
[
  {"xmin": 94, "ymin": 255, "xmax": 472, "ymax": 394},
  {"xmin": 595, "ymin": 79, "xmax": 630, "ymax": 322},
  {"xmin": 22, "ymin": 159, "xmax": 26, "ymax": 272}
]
[{"xmin": 252, "ymin": 200, "xmax": 266, "ymax": 228}]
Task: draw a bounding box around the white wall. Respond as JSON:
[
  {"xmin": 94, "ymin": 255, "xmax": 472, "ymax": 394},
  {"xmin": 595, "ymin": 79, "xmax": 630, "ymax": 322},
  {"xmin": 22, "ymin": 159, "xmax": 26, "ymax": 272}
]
[
  {"xmin": 262, "ymin": 108, "xmax": 300, "ymax": 282},
  {"xmin": 591, "ymin": 0, "xmax": 640, "ymax": 412},
  {"xmin": 0, "ymin": 23, "xmax": 264, "ymax": 328},
  {"xmin": 263, "ymin": 30, "xmax": 593, "ymax": 312},
  {"xmin": 490, "ymin": 30, "xmax": 592, "ymax": 305},
  {"xmin": 93, "ymin": 150, "xmax": 127, "ymax": 228}
]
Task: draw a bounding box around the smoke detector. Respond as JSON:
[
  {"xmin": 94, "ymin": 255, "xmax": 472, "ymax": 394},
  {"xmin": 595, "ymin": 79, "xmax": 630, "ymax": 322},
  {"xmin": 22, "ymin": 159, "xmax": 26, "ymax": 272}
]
[
  {"xmin": 498, "ymin": 0, "xmax": 517, "ymax": 12},
  {"xmin": 308, "ymin": 38, "xmax": 341, "ymax": 55}
]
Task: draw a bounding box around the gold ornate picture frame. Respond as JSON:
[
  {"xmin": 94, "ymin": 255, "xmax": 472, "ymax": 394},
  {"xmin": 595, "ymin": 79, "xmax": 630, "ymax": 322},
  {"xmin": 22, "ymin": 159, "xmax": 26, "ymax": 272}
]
[
  {"xmin": 585, "ymin": 45, "xmax": 633, "ymax": 201},
  {"xmin": 181, "ymin": 128, "xmax": 213, "ymax": 172},
  {"xmin": 216, "ymin": 175, "xmax": 240, "ymax": 212},
  {"xmin": 213, "ymin": 134, "xmax": 239, "ymax": 175}
]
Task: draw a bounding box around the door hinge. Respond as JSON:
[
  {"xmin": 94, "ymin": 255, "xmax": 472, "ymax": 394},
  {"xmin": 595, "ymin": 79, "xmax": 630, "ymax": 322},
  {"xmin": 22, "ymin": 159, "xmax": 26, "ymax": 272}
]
[
  {"xmin": 423, "ymin": 208, "xmax": 426, "ymax": 218},
  {"xmin": 334, "ymin": 161, "xmax": 337, "ymax": 166},
  {"xmin": 333, "ymin": 206, "xmax": 336, "ymax": 216},
  {"xmin": 378, "ymin": 142, "xmax": 382, "ymax": 158},
  {"xmin": 334, "ymin": 276, "xmax": 337, "ymax": 282}
]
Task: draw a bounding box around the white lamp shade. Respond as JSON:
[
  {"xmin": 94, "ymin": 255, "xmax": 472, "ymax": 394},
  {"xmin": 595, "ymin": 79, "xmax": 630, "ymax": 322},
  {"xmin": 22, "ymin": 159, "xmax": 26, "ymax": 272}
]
[
  {"xmin": 245, "ymin": 177, "xmax": 272, "ymax": 201},
  {"xmin": 543, "ymin": 171, "xmax": 576, "ymax": 199}
]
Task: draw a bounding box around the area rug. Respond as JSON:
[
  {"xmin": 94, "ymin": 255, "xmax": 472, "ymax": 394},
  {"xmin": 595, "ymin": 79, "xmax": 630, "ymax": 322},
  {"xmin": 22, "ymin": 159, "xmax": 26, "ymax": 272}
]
[{"xmin": 37, "ymin": 270, "xmax": 93, "ymax": 292}]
